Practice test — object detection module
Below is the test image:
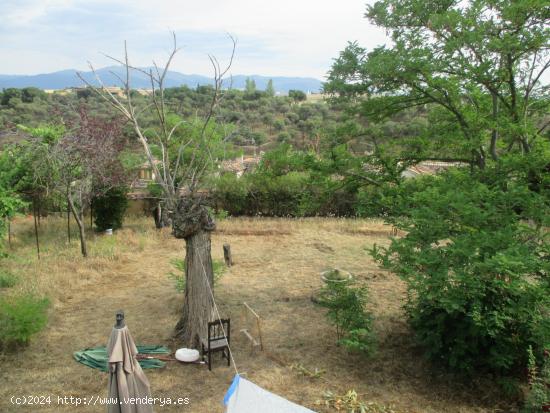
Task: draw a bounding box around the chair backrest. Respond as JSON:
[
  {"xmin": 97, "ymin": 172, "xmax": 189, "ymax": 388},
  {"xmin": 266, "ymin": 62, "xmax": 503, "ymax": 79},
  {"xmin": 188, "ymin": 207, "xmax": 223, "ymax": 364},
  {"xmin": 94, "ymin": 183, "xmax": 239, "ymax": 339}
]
[{"xmin": 208, "ymin": 318, "xmax": 230, "ymax": 343}]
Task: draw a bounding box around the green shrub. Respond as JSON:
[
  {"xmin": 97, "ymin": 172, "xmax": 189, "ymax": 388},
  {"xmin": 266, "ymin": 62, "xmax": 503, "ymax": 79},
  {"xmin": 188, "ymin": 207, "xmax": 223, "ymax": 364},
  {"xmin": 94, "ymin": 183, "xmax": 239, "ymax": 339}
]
[
  {"xmin": 277, "ymin": 131, "xmax": 291, "ymax": 142},
  {"xmin": 214, "ymin": 209, "xmax": 229, "ymax": 220},
  {"xmin": 210, "ymin": 145, "xmax": 364, "ymax": 217},
  {"xmin": 209, "ymin": 173, "xmax": 249, "ymax": 216},
  {"xmin": 372, "ymin": 160, "xmax": 550, "ymax": 375},
  {"xmin": 0, "ymin": 294, "xmax": 49, "ymax": 351},
  {"xmin": 250, "ymin": 171, "xmax": 309, "ymax": 216},
  {"xmin": 0, "ymin": 271, "xmax": 19, "ymax": 288},
  {"xmin": 355, "ymin": 185, "xmax": 399, "ymax": 218},
  {"xmin": 316, "ymin": 279, "xmax": 375, "ymax": 354},
  {"xmin": 93, "ymin": 187, "xmax": 129, "ymax": 231},
  {"xmin": 168, "ymin": 258, "xmax": 226, "ymax": 293},
  {"xmin": 206, "ymin": 207, "xmax": 229, "ymax": 221},
  {"xmin": 522, "ymin": 346, "xmax": 550, "ymax": 412}
]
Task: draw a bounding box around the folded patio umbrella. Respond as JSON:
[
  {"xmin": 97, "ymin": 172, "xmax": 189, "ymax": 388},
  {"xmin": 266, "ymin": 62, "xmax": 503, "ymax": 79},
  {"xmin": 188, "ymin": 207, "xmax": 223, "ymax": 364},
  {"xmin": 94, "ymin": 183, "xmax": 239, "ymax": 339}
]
[
  {"xmin": 107, "ymin": 325, "xmax": 154, "ymax": 413},
  {"xmin": 74, "ymin": 345, "xmax": 169, "ymax": 372}
]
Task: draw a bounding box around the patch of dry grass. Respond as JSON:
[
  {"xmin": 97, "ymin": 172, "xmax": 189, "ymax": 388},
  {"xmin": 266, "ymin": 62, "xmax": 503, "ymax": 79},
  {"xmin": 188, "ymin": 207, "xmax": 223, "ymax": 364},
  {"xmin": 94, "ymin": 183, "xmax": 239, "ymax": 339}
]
[{"xmin": 0, "ymin": 216, "xmax": 514, "ymax": 412}]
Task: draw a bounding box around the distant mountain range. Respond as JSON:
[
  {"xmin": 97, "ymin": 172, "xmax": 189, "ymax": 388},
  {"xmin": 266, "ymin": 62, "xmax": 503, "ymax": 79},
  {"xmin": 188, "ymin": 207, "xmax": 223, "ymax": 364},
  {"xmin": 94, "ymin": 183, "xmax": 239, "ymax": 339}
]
[{"xmin": 0, "ymin": 66, "xmax": 323, "ymax": 93}]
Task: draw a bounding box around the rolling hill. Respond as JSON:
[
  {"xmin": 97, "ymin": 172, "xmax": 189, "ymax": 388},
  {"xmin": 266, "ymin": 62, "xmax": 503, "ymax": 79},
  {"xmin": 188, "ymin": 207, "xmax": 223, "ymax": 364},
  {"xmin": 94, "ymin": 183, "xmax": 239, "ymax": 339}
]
[{"xmin": 0, "ymin": 67, "xmax": 323, "ymax": 93}]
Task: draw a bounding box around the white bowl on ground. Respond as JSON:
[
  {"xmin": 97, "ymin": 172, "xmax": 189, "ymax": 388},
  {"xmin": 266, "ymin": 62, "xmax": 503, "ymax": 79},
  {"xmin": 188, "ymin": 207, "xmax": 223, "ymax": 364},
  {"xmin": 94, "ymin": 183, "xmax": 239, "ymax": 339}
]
[{"xmin": 175, "ymin": 348, "xmax": 200, "ymax": 362}]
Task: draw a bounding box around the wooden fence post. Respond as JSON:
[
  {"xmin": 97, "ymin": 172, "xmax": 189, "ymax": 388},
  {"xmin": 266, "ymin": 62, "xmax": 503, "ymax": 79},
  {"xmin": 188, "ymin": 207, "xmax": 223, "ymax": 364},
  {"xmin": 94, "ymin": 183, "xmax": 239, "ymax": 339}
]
[{"xmin": 223, "ymin": 244, "xmax": 232, "ymax": 267}]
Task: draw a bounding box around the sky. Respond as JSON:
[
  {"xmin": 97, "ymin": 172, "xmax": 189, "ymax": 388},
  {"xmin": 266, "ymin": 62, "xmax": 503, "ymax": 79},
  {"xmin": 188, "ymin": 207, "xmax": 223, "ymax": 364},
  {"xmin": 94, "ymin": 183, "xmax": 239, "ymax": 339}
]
[{"xmin": 0, "ymin": 0, "xmax": 388, "ymax": 80}]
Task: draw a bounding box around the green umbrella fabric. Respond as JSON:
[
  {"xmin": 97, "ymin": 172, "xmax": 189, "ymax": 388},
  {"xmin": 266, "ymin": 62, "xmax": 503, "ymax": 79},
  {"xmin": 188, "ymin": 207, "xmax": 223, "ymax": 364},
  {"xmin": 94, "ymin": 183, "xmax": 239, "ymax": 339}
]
[{"xmin": 74, "ymin": 345, "xmax": 170, "ymax": 372}]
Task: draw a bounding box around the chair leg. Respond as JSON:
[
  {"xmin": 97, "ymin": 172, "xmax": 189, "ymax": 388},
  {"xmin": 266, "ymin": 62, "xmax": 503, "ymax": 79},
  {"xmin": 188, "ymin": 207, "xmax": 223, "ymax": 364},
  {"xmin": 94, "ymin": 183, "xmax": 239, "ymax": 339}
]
[
  {"xmin": 208, "ymin": 351, "xmax": 212, "ymax": 371},
  {"xmin": 226, "ymin": 348, "xmax": 230, "ymax": 366}
]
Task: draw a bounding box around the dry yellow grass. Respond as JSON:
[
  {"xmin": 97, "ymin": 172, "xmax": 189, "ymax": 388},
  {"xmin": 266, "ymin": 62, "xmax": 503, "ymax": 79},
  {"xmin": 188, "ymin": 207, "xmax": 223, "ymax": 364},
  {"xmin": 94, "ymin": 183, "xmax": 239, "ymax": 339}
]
[{"xmin": 0, "ymin": 215, "xmax": 514, "ymax": 412}]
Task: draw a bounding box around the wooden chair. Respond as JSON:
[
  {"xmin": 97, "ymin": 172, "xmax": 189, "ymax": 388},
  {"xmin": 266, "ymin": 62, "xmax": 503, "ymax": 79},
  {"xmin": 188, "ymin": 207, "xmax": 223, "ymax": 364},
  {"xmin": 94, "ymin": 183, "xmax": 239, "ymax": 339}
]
[{"xmin": 201, "ymin": 318, "xmax": 230, "ymax": 371}]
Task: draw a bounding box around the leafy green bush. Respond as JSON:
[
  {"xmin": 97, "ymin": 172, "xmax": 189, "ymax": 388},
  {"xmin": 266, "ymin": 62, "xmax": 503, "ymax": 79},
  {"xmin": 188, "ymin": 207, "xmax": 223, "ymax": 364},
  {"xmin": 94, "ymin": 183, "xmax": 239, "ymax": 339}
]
[
  {"xmin": 355, "ymin": 184, "xmax": 401, "ymax": 218},
  {"xmin": 209, "ymin": 173, "xmax": 249, "ymax": 216},
  {"xmin": 0, "ymin": 294, "xmax": 49, "ymax": 351},
  {"xmin": 93, "ymin": 187, "xmax": 129, "ymax": 231},
  {"xmin": 316, "ymin": 279, "xmax": 375, "ymax": 354},
  {"xmin": 211, "ymin": 144, "xmax": 363, "ymax": 217},
  {"xmin": 210, "ymin": 208, "xmax": 229, "ymax": 221},
  {"xmin": 372, "ymin": 159, "xmax": 550, "ymax": 374},
  {"xmin": 0, "ymin": 271, "xmax": 19, "ymax": 288},
  {"xmin": 0, "ymin": 184, "xmax": 26, "ymax": 254},
  {"xmin": 249, "ymin": 171, "xmax": 309, "ymax": 216},
  {"xmin": 277, "ymin": 131, "xmax": 291, "ymax": 143},
  {"xmin": 523, "ymin": 346, "xmax": 550, "ymax": 412},
  {"xmin": 168, "ymin": 258, "xmax": 226, "ymax": 293}
]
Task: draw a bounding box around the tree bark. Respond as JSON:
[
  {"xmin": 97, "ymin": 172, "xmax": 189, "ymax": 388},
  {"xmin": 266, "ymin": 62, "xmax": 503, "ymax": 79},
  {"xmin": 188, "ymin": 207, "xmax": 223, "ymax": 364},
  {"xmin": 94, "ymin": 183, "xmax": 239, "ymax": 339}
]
[
  {"xmin": 172, "ymin": 199, "xmax": 216, "ymax": 348},
  {"xmin": 37, "ymin": 195, "xmax": 41, "ymax": 227},
  {"xmin": 490, "ymin": 92, "xmax": 499, "ymax": 161},
  {"xmin": 33, "ymin": 199, "xmax": 40, "ymax": 260},
  {"xmin": 174, "ymin": 229, "xmax": 215, "ymax": 348},
  {"xmin": 68, "ymin": 195, "xmax": 88, "ymax": 258},
  {"xmin": 77, "ymin": 210, "xmax": 88, "ymax": 258},
  {"xmin": 7, "ymin": 216, "xmax": 11, "ymax": 249},
  {"xmin": 67, "ymin": 199, "xmax": 71, "ymax": 243}
]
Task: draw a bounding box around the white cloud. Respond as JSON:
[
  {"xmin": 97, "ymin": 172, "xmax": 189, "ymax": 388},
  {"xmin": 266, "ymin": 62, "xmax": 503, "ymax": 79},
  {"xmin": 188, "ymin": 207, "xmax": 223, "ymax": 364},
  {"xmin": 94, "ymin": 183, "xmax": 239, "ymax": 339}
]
[
  {"xmin": 133, "ymin": 0, "xmax": 388, "ymax": 77},
  {"xmin": 2, "ymin": 0, "xmax": 72, "ymax": 27},
  {"xmin": 0, "ymin": 0, "xmax": 388, "ymax": 78}
]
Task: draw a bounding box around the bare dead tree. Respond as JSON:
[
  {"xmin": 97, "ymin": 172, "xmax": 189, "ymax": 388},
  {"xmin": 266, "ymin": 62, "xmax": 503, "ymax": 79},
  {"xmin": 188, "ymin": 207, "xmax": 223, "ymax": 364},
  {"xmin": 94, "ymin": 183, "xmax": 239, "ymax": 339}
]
[{"xmin": 78, "ymin": 33, "xmax": 236, "ymax": 347}]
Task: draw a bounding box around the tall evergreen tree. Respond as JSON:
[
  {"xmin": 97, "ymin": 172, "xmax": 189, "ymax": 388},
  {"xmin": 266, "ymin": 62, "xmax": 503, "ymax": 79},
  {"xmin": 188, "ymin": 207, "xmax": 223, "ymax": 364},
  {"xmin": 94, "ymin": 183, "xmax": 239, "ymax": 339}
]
[
  {"xmin": 266, "ymin": 79, "xmax": 275, "ymax": 96},
  {"xmin": 245, "ymin": 77, "xmax": 257, "ymax": 93}
]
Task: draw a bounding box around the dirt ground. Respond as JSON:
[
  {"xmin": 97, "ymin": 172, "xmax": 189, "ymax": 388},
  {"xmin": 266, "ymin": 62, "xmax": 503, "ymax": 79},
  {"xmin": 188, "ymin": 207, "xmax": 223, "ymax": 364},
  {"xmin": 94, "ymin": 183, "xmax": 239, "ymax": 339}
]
[{"xmin": 0, "ymin": 216, "xmax": 516, "ymax": 413}]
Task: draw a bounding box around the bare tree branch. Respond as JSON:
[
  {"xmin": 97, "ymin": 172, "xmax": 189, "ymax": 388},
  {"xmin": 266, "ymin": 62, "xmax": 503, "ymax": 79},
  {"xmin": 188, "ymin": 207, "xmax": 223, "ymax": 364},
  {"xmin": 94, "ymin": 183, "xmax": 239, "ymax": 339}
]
[{"xmin": 80, "ymin": 33, "xmax": 236, "ymax": 208}]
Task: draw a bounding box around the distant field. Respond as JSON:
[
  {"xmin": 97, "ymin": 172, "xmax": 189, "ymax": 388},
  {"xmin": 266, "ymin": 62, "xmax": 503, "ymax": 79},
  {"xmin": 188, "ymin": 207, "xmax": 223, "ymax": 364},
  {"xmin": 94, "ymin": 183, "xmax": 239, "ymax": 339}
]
[
  {"xmin": 0, "ymin": 216, "xmax": 513, "ymax": 412},
  {"xmin": 306, "ymin": 93, "xmax": 327, "ymax": 102}
]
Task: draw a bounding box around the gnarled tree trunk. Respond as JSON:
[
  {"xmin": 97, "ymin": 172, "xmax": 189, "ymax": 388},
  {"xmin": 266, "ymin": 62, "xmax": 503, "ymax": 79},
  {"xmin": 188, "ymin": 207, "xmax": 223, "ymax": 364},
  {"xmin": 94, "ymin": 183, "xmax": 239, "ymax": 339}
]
[{"xmin": 172, "ymin": 199, "xmax": 216, "ymax": 348}]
